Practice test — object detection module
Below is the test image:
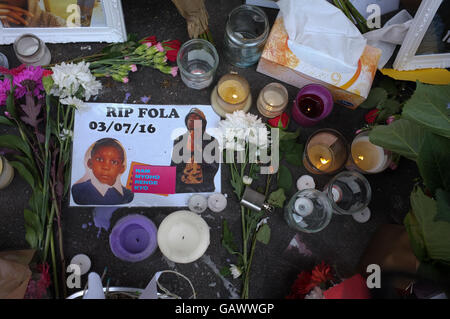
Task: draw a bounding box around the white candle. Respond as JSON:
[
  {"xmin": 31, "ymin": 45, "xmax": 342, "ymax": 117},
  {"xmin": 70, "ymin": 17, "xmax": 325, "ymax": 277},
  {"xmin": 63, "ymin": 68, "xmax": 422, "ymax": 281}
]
[
  {"xmin": 0, "ymin": 156, "xmax": 14, "ymax": 190},
  {"xmin": 294, "ymin": 197, "xmax": 314, "ymax": 217},
  {"xmin": 157, "ymin": 210, "xmax": 210, "ymax": 264},
  {"xmin": 351, "ymin": 135, "xmax": 388, "ymax": 173}
]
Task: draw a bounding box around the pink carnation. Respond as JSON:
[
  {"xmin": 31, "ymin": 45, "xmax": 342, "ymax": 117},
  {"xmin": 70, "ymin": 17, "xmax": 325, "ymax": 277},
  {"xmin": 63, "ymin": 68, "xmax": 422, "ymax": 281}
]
[
  {"xmin": 122, "ymin": 77, "xmax": 129, "ymax": 83},
  {"xmin": 156, "ymin": 43, "xmax": 164, "ymax": 52},
  {"xmin": 171, "ymin": 66, "xmax": 178, "ymax": 77},
  {"xmin": 130, "ymin": 64, "xmax": 138, "ymax": 72}
]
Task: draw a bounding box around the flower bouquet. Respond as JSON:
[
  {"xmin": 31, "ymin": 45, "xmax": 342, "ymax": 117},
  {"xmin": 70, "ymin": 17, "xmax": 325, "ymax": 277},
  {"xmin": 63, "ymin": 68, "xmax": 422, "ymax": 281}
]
[
  {"xmin": 55, "ymin": 34, "xmax": 180, "ymax": 83},
  {"xmin": 0, "ymin": 61, "xmax": 102, "ymax": 298}
]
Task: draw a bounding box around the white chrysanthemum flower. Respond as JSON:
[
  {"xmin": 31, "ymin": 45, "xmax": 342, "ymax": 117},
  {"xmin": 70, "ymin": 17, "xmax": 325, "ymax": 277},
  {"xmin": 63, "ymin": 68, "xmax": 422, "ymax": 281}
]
[
  {"xmin": 243, "ymin": 176, "xmax": 253, "ymax": 185},
  {"xmin": 256, "ymin": 217, "xmax": 269, "ymax": 231},
  {"xmin": 217, "ymin": 111, "xmax": 269, "ymax": 154},
  {"xmin": 60, "ymin": 96, "xmax": 87, "ymax": 111},
  {"xmin": 51, "ymin": 61, "xmax": 102, "ymax": 100},
  {"xmin": 229, "ymin": 264, "xmax": 242, "ymax": 279},
  {"xmin": 304, "ymin": 286, "xmax": 324, "ymax": 299}
]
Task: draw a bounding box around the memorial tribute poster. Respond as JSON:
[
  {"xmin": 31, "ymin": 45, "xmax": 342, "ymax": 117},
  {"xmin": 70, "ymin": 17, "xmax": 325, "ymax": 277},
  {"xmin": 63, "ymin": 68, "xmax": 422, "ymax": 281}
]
[{"xmin": 70, "ymin": 103, "xmax": 221, "ymax": 207}]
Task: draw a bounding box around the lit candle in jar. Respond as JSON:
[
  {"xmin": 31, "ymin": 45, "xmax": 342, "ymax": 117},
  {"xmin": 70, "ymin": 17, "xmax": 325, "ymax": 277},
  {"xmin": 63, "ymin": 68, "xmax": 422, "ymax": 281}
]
[
  {"xmin": 292, "ymin": 84, "xmax": 334, "ymax": 127},
  {"xmin": 211, "ymin": 73, "xmax": 251, "ymax": 117},
  {"xmin": 257, "ymin": 83, "xmax": 288, "ymax": 118},
  {"xmin": 307, "ymin": 144, "xmax": 334, "ymax": 171},
  {"xmin": 350, "ymin": 131, "xmax": 390, "ymax": 174},
  {"xmin": 157, "ymin": 210, "xmax": 210, "ymax": 263},
  {"xmin": 303, "ymin": 129, "xmax": 349, "ymax": 175},
  {"xmin": 0, "ymin": 156, "xmax": 14, "ymax": 190},
  {"xmin": 13, "ymin": 34, "xmax": 51, "ymax": 66}
]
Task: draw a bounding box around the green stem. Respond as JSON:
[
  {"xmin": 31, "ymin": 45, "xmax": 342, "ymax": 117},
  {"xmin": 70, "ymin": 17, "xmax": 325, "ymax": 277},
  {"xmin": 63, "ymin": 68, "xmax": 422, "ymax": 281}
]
[
  {"xmin": 265, "ymin": 174, "xmax": 273, "ymax": 198},
  {"xmin": 50, "ymin": 229, "xmax": 59, "ymax": 299},
  {"xmin": 41, "ymin": 96, "xmax": 52, "ymax": 258}
]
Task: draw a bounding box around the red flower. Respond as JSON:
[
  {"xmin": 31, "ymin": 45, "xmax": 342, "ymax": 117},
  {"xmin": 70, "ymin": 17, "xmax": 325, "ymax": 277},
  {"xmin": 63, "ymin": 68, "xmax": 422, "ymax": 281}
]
[
  {"xmin": 365, "ymin": 109, "xmax": 380, "ymax": 124},
  {"xmin": 310, "ymin": 261, "xmax": 334, "ymax": 286},
  {"xmin": 0, "ymin": 64, "xmax": 26, "ymax": 76},
  {"xmin": 43, "ymin": 69, "xmax": 53, "ymax": 77},
  {"xmin": 163, "ymin": 40, "xmax": 181, "ymax": 62},
  {"xmin": 141, "ymin": 35, "xmax": 157, "ymax": 46},
  {"xmin": 267, "ymin": 112, "xmax": 290, "ymax": 130},
  {"xmin": 286, "ymin": 271, "xmax": 317, "ymax": 299},
  {"xmin": 166, "ymin": 50, "xmax": 178, "ymax": 62}
]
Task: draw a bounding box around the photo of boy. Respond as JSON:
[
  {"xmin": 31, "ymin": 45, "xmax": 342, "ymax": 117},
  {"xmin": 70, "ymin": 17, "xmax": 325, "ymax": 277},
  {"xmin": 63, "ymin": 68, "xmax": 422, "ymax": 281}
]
[
  {"xmin": 170, "ymin": 108, "xmax": 219, "ymax": 193},
  {"xmin": 71, "ymin": 138, "xmax": 134, "ymax": 205},
  {"xmin": 0, "ymin": 0, "xmax": 65, "ymax": 27}
]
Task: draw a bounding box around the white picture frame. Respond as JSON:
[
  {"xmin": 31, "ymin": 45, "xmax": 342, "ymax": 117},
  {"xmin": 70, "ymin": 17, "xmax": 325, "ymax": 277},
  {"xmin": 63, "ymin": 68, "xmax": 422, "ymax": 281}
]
[
  {"xmin": 393, "ymin": 0, "xmax": 450, "ymax": 70},
  {"xmin": 0, "ymin": 0, "xmax": 127, "ymax": 44},
  {"xmin": 245, "ymin": 0, "xmax": 279, "ymax": 9}
]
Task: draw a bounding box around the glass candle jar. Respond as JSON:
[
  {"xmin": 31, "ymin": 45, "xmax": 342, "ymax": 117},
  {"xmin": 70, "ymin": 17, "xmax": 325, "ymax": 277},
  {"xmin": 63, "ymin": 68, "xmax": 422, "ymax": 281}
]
[
  {"xmin": 211, "ymin": 73, "xmax": 252, "ymax": 117},
  {"xmin": 303, "ymin": 129, "xmax": 349, "ymax": 175},
  {"xmin": 292, "ymin": 84, "xmax": 334, "ymax": 127},
  {"xmin": 284, "ymin": 189, "xmax": 333, "ymax": 233},
  {"xmin": 0, "ymin": 52, "xmax": 9, "ymax": 68},
  {"xmin": 13, "ymin": 34, "xmax": 51, "ymax": 66},
  {"xmin": 324, "ymin": 171, "xmax": 372, "ymax": 216},
  {"xmin": 256, "ymin": 83, "xmax": 288, "ymax": 118},
  {"xmin": 347, "ymin": 130, "xmax": 392, "ymax": 174},
  {"xmin": 177, "ymin": 39, "xmax": 219, "ymax": 90},
  {"xmin": 223, "ymin": 4, "xmax": 269, "ymax": 68},
  {"xmin": 0, "ymin": 156, "xmax": 15, "ymax": 190}
]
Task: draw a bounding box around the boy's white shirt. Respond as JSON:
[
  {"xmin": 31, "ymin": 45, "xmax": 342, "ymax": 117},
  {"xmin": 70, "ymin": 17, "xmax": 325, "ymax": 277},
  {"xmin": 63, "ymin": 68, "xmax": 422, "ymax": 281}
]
[{"xmin": 89, "ymin": 171, "xmax": 124, "ymax": 197}]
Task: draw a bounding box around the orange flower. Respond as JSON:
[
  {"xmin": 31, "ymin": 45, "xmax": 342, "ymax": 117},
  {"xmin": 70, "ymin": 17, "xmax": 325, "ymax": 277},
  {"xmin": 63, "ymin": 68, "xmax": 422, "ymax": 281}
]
[{"xmin": 311, "ymin": 261, "xmax": 334, "ymax": 285}]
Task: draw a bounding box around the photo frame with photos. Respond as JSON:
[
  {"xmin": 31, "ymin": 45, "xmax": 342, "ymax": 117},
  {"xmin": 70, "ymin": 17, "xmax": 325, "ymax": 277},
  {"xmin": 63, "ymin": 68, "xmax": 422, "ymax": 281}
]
[
  {"xmin": 0, "ymin": 0, "xmax": 126, "ymax": 44},
  {"xmin": 393, "ymin": 0, "xmax": 450, "ymax": 70}
]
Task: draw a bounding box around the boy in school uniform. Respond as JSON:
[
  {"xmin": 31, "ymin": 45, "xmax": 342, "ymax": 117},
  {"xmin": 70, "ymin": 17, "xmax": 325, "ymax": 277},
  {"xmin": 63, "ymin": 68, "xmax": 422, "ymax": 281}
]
[{"xmin": 72, "ymin": 138, "xmax": 134, "ymax": 205}]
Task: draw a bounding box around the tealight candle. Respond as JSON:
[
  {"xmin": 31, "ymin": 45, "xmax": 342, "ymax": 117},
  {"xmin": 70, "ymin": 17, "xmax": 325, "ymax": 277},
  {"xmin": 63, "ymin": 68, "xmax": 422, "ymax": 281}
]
[
  {"xmin": 303, "ymin": 129, "xmax": 349, "ymax": 175},
  {"xmin": 109, "ymin": 214, "xmax": 158, "ymax": 262},
  {"xmin": 211, "ymin": 73, "xmax": 252, "ymax": 117},
  {"xmin": 0, "ymin": 156, "xmax": 14, "ymax": 190},
  {"xmin": 292, "ymin": 84, "xmax": 334, "ymax": 127},
  {"xmin": 13, "ymin": 34, "xmax": 51, "ymax": 66},
  {"xmin": 157, "ymin": 210, "xmax": 210, "ymax": 264},
  {"xmin": 349, "ymin": 131, "xmax": 391, "ymax": 174},
  {"xmin": 257, "ymin": 83, "xmax": 289, "ymax": 118}
]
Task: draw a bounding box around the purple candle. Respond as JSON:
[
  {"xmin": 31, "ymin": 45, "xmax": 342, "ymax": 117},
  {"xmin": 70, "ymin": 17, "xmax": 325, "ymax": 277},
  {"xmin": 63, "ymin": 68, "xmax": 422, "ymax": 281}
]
[
  {"xmin": 109, "ymin": 214, "xmax": 158, "ymax": 262},
  {"xmin": 291, "ymin": 84, "xmax": 334, "ymax": 127}
]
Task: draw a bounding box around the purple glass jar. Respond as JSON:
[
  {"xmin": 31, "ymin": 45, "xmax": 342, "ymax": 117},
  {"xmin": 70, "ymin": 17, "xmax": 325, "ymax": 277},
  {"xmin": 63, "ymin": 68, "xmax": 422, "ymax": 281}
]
[{"xmin": 291, "ymin": 84, "xmax": 334, "ymax": 127}]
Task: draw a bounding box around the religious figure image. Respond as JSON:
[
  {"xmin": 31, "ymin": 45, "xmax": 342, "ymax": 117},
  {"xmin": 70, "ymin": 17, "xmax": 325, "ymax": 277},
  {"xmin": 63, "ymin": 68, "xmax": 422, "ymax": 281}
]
[{"xmin": 170, "ymin": 108, "xmax": 220, "ymax": 193}]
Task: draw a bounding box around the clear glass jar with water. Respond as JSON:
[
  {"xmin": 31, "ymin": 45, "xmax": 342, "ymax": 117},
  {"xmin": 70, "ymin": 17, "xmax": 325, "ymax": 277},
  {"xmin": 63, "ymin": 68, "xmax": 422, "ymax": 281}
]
[
  {"xmin": 177, "ymin": 39, "xmax": 219, "ymax": 90},
  {"xmin": 284, "ymin": 189, "xmax": 333, "ymax": 233},
  {"xmin": 223, "ymin": 5, "xmax": 269, "ymax": 68}
]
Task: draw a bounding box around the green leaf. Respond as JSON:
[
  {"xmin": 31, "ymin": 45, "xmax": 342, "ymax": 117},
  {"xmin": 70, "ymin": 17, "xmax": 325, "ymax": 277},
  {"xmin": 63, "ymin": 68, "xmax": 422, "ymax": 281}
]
[
  {"xmin": 0, "ymin": 134, "xmax": 33, "ymax": 159},
  {"xmin": 24, "ymin": 224, "xmax": 38, "ymax": 249},
  {"xmin": 284, "ymin": 144, "xmax": 304, "ymax": 167},
  {"xmin": 6, "ymin": 79, "xmax": 17, "ymax": 119},
  {"xmin": 417, "ymin": 132, "xmax": 450, "ymax": 194},
  {"xmin": 404, "ymin": 210, "xmax": 427, "ymax": 262},
  {"xmin": 222, "ymin": 220, "xmax": 239, "ymax": 255},
  {"xmin": 0, "ymin": 116, "xmax": 14, "ymax": 126},
  {"xmin": 24, "ymin": 209, "xmax": 42, "ymax": 238},
  {"xmin": 220, "ymin": 266, "xmax": 232, "ymax": 277},
  {"xmin": 9, "ymin": 161, "xmax": 35, "ymax": 190},
  {"xmin": 277, "ymin": 165, "xmax": 292, "ymax": 193},
  {"xmin": 29, "ymin": 189, "xmax": 44, "ymax": 222},
  {"xmin": 13, "ymin": 155, "xmax": 40, "ymax": 183},
  {"xmin": 378, "ymin": 76, "xmax": 398, "ymax": 97},
  {"xmin": 279, "ymin": 128, "xmax": 300, "ymax": 141},
  {"xmin": 359, "ymin": 87, "xmax": 388, "ymax": 109},
  {"xmin": 376, "ymin": 99, "xmax": 402, "ymax": 123},
  {"xmin": 267, "ymin": 188, "xmax": 286, "ymax": 208},
  {"xmin": 42, "ymin": 75, "xmax": 54, "ymax": 95},
  {"xmin": 435, "ymin": 189, "xmax": 450, "ymax": 223},
  {"xmin": 405, "ymin": 186, "xmax": 450, "ymax": 263},
  {"xmin": 369, "ymin": 119, "xmax": 426, "ymax": 161},
  {"xmin": 256, "ymin": 224, "xmax": 271, "ymax": 245},
  {"xmin": 402, "ymin": 82, "xmax": 450, "ymax": 139}
]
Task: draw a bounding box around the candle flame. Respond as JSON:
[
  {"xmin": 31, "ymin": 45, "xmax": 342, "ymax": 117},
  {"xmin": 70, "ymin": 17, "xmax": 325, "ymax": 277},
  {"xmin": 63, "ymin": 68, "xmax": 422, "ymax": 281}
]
[
  {"xmin": 320, "ymin": 157, "xmax": 330, "ymax": 165},
  {"xmin": 232, "ymin": 94, "xmax": 238, "ymax": 99},
  {"xmin": 358, "ymin": 155, "xmax": 364, "ymax": 161}
]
